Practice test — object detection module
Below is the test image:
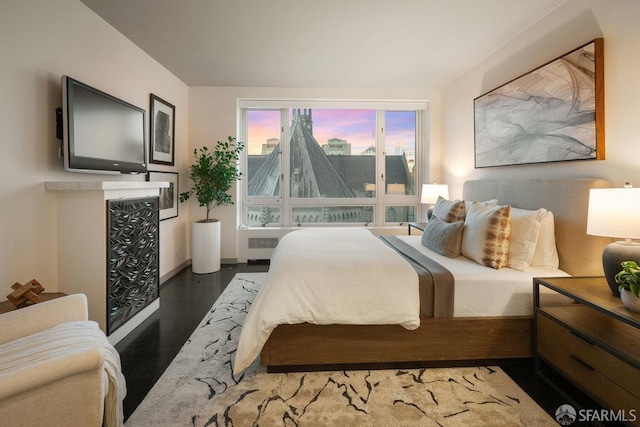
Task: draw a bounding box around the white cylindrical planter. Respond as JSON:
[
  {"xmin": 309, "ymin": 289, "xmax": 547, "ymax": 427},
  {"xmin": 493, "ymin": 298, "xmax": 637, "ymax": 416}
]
[{"xmin": 192, "ymin": 220, "xmax": 221, "ymax": 274}]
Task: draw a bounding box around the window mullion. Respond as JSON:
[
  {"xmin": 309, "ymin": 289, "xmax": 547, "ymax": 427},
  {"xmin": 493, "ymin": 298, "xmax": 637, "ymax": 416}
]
[
  {"xmin": 238, "ymin": 108, "xmax": 248, "ymax": 227},
  {"xmin": 281, "ymin": 108, "xmax": 291, "ymax": 227},
  {"xmin": 375, "ymin": 110, "xmax": 385, "ymax": 226}
]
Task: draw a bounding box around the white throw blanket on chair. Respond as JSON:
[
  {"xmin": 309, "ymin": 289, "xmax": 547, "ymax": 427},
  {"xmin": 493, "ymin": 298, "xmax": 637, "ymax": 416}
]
[{"xmin": 0, "ymin": 320, "xmax": 127, "ymax": 427}]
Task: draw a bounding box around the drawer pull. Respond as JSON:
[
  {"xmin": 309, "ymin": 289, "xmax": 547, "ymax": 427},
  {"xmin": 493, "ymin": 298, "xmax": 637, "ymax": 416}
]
[
  {"xmin": 570, "ymin": 355, "xmax": 595, "ymax": 371},
  {"xmin": 569, "ymin": 331, "xmax": 593, "ymax": 346}
]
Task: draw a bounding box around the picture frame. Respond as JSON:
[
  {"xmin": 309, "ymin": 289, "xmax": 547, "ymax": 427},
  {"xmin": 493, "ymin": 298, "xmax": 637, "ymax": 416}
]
[
  {"xmin": 474, "ymin": 38, "xmax": 604, "ymax": 168},
  {"xmin": 149, "ymin": 94, "xmax": 175, "ymax": 166},
  {"xmin": 147, "ymin": 171, "xmax": 179, "ymax": 221}
]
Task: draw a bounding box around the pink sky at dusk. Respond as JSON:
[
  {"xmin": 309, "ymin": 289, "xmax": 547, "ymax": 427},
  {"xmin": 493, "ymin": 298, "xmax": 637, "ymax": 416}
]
[{"xmin": 247, "ymin": 109, "xmax": 416, "ymax": 155}]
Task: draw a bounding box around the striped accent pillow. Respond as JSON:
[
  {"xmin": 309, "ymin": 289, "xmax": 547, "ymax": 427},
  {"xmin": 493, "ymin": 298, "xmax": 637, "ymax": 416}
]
[
  {"xmin": 461, "ymin": 202, "xmax": 512, "ymax": 269},
  {"xmin": 432, "ymin": 196, "xmax": 466, "ymax": 223}
]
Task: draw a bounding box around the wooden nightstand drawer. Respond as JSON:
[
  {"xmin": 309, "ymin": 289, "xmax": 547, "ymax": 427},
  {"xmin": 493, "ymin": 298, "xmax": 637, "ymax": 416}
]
[
  {"xmin": 537, "ymin": 313, "xmax": 640, "ymax": 398},
  {"xmin": 535, "ymin": 277, "xmax": 640, "ymax": 423},
  {"xmin": 538, "ymin": 334, "xmax": 640, "ymax": 414}
]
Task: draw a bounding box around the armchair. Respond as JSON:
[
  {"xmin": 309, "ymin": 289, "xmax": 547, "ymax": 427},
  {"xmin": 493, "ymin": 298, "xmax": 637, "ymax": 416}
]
[{"xmin": 0, "ymin": 294, "xmax": 126, "ymax": 427}]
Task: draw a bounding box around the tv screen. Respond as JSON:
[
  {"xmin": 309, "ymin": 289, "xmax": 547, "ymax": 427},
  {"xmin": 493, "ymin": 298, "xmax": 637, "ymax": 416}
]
[{"xmin": 61, "ymin": 76, "xmax": 147, "ymax": 174}]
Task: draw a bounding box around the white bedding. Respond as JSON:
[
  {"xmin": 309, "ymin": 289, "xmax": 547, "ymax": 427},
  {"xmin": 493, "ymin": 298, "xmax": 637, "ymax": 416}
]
[
  {"xmin": 234, "ymin": 228, "xmax": 420, "ymax": 374},
  {"xmin": 395, "ymin": 235, "xmax": 570, "ymax": 317}
]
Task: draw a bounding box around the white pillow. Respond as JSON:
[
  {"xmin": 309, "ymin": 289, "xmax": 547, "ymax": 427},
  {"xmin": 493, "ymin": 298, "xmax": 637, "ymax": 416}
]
[
  {"xmin": 461, "ymin": 202, "xmax": 512, "ymax": 269},
  {"xmin": 507, "ymin": 207, "xmax": 546, "ymax": 271},
  {"xmin": 530, "ymin": 210, "xmax": 560, "ymax": 269}
]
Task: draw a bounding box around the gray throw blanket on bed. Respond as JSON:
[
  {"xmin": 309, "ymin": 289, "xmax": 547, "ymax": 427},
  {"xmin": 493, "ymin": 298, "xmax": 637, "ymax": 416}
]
[{"xmin": 379, "ymin": 235, "xmax": 455, "ymax": 318}]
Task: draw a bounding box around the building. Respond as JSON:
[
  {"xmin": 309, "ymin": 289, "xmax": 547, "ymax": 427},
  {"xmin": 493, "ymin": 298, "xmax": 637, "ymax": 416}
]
[
  {"xmin": 261, "ymin": 138, "xmax": 279, "ymax": 155},
  {"xmin": 322, "ymin": 138, "xmax": 351, "ymax": 155},
  {"xmin": 247, "ymin": 109, "xmax": 412, "ymax": 224}
]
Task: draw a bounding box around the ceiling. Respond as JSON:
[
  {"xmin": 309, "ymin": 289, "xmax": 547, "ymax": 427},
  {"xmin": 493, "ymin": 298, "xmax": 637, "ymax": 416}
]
[{"xmin": 79, "ymin": 0, "xmax": 567, "ymax": 89}]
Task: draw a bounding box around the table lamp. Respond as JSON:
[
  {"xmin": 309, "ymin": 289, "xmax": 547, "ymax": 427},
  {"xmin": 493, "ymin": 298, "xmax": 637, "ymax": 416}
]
[
  {"xmin": 421, "ymin": 184, "xmax": 449, "ymax": 220},
  {"xmin": 586, "ymin": 184, "xmax": 640, "ymax": 296}
]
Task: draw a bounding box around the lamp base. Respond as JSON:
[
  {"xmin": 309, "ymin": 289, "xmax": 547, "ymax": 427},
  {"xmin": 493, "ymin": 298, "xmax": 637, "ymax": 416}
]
[{"xmin": 602, "ymin": 241, "xmax": 640, "ymax": 297}]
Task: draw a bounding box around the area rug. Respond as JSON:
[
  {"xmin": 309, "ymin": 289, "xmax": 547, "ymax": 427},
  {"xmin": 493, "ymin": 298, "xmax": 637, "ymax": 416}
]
[{"xmin": 126, "ymin": 273, "xmax": 556, "ymax": 426}]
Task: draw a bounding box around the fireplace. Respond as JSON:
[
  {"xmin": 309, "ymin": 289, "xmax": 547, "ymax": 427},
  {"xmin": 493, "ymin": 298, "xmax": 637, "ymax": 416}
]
[
  {"xmin": 46, "ymin": 180, "xmax": 166, "ymax": 344},
  {"xmin": 107, "ymin": 197, "xmax": 160, "ymax": 335}
]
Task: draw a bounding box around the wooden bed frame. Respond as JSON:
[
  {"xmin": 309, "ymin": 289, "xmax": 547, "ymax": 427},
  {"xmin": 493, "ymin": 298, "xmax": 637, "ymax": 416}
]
[{"xmin": 260, "ymin": 179, "xmax": 612, "ymax": 371}]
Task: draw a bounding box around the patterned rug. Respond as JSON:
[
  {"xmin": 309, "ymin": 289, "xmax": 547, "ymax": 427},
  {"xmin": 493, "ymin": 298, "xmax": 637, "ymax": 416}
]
[{"xmin": 126, "ymin": 273, "xmax": 556, "ymax": 426}]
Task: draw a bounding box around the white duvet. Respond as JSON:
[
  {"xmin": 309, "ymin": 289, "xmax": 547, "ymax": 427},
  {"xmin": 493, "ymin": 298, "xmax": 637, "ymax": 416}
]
[{"xmin": 234, "ymin": 228, "xmax": 419, "ymax": 374}]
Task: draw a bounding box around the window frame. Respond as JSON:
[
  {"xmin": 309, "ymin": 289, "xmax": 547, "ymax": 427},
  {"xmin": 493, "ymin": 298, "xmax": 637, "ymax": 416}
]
[{"xmin": 238, "ymin": 100, "xmax": 427, "ymax": 228}]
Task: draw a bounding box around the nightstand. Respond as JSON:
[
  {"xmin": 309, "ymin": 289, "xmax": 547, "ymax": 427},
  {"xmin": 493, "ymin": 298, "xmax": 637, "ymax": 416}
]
[
  {"xmin": 534, "ymin": 277, "xmax": 640, "ymax": 421},
  {"xmin": 408, "ymin": 222, "xmax": 427, "ymax": 235}
]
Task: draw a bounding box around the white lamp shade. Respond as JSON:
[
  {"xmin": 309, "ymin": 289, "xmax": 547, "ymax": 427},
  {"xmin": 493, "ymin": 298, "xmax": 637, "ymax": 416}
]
[
  {"xmin": 587, "ymin": 187, "xmax": 640, "ymax": 239},
  {"xmin": 421, "ymin": 184, "xmax": 449, "ymax": 204}
]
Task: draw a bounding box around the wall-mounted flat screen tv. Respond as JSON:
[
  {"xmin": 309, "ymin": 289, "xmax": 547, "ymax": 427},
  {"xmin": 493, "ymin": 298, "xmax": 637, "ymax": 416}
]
[{"xmin": 61, "ymin": 76, "xmax": 147, "ymax": 174}]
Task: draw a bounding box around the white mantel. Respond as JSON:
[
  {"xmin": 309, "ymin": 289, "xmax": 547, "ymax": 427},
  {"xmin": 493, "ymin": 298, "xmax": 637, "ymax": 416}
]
[
  {"xmin": 45, "ymin": 180, "xmax": 169, "ymax": 191},
  {"xmin": 45, "ymin": 181, "xmax": 169, "ymax": 207},
  {"xmin": 46, "ymin": 180, "xmax": 167, "ymax": 345},
  {"xmin": 45, "ymin": 180, "xmax": 169, "ymax": 201}
]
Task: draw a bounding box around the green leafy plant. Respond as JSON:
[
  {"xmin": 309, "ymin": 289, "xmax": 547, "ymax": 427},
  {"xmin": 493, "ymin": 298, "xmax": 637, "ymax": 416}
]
[
  {"xmin": 614, "ymin": 260, "xmax": 640, "ymax": 297},
  {"xmin": 179, "ymin": 136, "xmax": 244, "ymax": 222}
]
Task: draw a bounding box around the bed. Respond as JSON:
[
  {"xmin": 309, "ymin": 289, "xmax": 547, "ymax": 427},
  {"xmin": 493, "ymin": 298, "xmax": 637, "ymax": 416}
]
[{"xmin": 234, "ymin": 179, "xmax": 612, "ymax": 373}]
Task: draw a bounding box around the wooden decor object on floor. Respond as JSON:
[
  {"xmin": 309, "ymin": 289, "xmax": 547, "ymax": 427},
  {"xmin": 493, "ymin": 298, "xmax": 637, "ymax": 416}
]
[{"xmin": 6, "ymin": 279, "xmax": 45, "ymax": 308}]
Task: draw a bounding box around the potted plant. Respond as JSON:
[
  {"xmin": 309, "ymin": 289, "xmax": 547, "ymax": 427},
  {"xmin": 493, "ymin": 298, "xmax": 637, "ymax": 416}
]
[
  {"xmin": 180, "ymin": 136, "xmax": 244, "ymax": 273},
  {"xmin": 614, "ymin": 260, "xmax": 640, "ymax": 312}
]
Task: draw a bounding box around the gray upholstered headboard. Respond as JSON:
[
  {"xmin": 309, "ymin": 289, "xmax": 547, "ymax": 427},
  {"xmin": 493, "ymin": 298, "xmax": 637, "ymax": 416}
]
[{"xmin": 463, "ymin": 179, "xmax": 612, "ymax": 276}]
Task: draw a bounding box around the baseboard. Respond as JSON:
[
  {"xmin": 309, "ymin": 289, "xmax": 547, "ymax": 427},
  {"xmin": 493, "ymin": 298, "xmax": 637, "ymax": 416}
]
[
  {"xmin": 108, "ymin": 298, "xmax": 160, "ymax": 346},
  {"xmin": 160, "ymin": 258, "xmax": 240, "ymax": 286},
  {"xmin": 160, "ymin": 260, "xmax": 191, "ymax": 285}
]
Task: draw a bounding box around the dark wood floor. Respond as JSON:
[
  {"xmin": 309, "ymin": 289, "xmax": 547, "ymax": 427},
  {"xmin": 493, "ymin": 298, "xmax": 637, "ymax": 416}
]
[{"xmin": 116, "ymin": 263, "xmax": 608, "ymax": 424}]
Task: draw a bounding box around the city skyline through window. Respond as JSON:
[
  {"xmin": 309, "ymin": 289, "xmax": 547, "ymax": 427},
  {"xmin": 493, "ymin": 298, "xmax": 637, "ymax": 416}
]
[{"xmin": 242, "ymin": 105, "xmax": 423, "ymax": 226}]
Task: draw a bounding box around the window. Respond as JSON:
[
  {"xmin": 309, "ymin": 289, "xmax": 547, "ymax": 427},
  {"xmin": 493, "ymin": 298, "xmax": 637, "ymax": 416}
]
[
  {"xmin": 385, "ymin": 111, "xmax": 416, "ymax": 197},
  {"xmin": 240, "ymin": 101, "xmax": 426, "ymax": 227},
  {"xmin": 246, "ymin": 110, "xmax": 281, "ymax": 198}
]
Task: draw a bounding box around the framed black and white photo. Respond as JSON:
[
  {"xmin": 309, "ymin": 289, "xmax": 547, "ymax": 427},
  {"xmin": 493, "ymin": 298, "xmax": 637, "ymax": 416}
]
[
  {"xmin": 149, "ymin": 94, "xmax": 175, "ymax": 165},
  {"xmin": 147, "ymin": 171, "xmax": 179, "ymax": 220},
  {"xmin": 474, "ymin": 38, "xmax": 604, "ymax": 168}
]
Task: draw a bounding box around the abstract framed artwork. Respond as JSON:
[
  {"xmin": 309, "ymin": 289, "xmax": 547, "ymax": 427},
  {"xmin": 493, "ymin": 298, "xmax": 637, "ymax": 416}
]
[
  {"xmin": 149, "ymin": 94, "xmax": 175, "ymax": 166},
  {"xmin": 474, "ymin": 38, "xmax": 604, "ymax": 168},
  {"xmin": 147, "ymin": 171, "xmax": 179, "ymax": 220}
]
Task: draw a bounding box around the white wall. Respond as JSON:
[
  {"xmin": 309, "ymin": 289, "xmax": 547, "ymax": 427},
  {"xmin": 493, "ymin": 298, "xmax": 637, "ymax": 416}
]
[
  {"xmin": 188, "ymin": 87, "xmax": 438, "ymax": 259},
  {"xmin": 440, "ymin": 0, "xmax": 640, "ymax": 198},
  {"xmin": 0, "ymin": 0, "xmax": 190, "ymax": 299}
]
